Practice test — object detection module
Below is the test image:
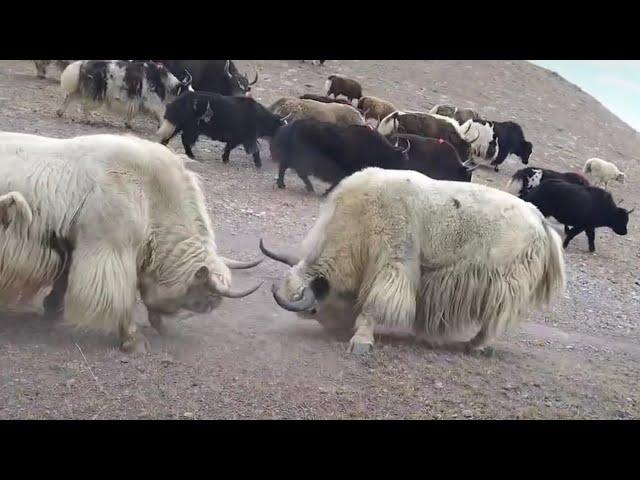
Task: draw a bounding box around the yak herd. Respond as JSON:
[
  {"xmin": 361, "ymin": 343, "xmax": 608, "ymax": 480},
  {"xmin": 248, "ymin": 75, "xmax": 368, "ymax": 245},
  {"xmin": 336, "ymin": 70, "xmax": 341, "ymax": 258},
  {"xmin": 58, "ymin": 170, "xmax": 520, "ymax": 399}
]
[{"xmin": 0, "ymin": 59, "xmax": 633, "ymax": 355}]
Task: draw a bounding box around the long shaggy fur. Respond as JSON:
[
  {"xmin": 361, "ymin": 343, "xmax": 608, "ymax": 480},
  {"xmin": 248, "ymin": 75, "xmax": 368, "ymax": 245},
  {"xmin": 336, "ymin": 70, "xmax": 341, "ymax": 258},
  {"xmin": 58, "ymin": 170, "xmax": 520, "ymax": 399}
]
[
  {"xmin": 0, "ymin": 132, "xmax": 229, "ymax": 336},
  {"xmin": 287, "ymin": 168, "xmax": 566, "ymax": 346}
]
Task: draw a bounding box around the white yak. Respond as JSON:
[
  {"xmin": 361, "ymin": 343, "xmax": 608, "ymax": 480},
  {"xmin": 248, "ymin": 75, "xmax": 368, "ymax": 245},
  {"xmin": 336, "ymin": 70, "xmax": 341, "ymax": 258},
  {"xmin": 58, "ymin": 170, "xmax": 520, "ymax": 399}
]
[
  {"xmin": 0, "ymin": 132, "xmax": 262, "ymax": 353},
  {"xmin": 261, "ymin": 167, "xmax": 566, "ymax": 354}
]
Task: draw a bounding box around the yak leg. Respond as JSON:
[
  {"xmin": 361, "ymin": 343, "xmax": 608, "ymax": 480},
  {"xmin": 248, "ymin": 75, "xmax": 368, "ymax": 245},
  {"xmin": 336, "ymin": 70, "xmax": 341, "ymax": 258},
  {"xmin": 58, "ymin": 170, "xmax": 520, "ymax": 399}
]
[
  {"xmin": 65, "ymin": 242, "xmax": 146, "ymax": 354},
  {"xmin": 181, "ymin": 127, "xmax": 199, "ymax": 159},
  {"xmin": 222, "ymin": 141, "xmax": 241, "ymax": 164},
  {"xmin": 148, "ymin": 310, "xmax": 166, "ymax": 336},
  {"xmin": 56, "ymin": 92, "xmax": 78, "ymax": 117},
  {"xmin": 348, "ymin": 261, "xmax": 418, "ymax": 355},
  {"xmin": 35, "ymin": 60, "xmax": 48, "ymax": 78},
  {"xmin": 563, "ymin": 226, "xmax": 585, "ymax": 250},
  {"xmin": 43, "ymin": 253, "xmax": 72, "ymax": 320},
  {"xmin": 586, "ymin": 227, "xmax": 596, "ymax": 253},
  {"xmin": 300, "ymin": 174, "xmax": 315, "ymax": 193},
  {"xmin": 276, "ymin": 163, "xmax": 288, "ymax": 189},
  {"xmin": 124, "ymin": 103, "xmax": 137, "ymax": 130},
  {"xmin": 323, "ymin": 182, "xmax": 339, "ymax": 196}
]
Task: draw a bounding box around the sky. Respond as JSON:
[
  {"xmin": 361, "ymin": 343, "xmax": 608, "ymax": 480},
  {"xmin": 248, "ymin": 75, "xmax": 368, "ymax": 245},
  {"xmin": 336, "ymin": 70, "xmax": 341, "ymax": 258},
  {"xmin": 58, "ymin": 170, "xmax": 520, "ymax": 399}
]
[{"xmin": 529, "ymin": 61, "xmax": 640, "ymax": 132}]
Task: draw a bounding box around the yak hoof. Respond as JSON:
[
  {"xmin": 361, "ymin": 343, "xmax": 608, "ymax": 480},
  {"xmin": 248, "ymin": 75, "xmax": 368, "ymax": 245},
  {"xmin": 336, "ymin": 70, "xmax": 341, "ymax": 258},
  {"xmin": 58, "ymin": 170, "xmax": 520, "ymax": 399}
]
[
  {"xmin": 124, "ymin": 123, "xmax": 133, "ymax": 130},
  {"xmin": 494, "ymin": 165, "xmax": 499, "ymax": 172},
  {"xmin": 276, "ymin": 182, "xmax": 286, "ymax": 189},
  {"xmin": 348, "ymin": 332, "xmax": 374, "ymax": 355},
  {"xmin": 56, "ymin": 109, "xmax": 63, "ymax": 117},
  {"xmin": 121, "ymin": 333, "xmax": 150, "ymax": 355}
]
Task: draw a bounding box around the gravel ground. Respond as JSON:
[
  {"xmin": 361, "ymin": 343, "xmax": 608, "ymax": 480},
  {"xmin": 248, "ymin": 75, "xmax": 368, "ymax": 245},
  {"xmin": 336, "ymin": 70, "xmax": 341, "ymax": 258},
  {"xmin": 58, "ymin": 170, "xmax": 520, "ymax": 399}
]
[{"xmin": 0, "ymin": 59, "xmax": 638, "ymax": 419}]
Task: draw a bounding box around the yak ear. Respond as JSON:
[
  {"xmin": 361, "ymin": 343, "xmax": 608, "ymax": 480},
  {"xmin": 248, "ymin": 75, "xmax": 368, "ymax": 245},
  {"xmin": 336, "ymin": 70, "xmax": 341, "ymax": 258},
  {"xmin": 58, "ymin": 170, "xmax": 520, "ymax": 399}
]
[{"xmin": 194, "ymin": 265, "xmax": 209, "ymax": 283}]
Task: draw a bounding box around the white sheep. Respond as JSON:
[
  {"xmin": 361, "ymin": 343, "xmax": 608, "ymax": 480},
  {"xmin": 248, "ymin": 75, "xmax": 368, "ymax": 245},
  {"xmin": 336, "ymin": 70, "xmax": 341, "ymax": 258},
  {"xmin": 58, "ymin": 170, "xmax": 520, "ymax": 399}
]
[{"xmin": 583, "ymin": 157, "xmax": 626, "ymax": 190}]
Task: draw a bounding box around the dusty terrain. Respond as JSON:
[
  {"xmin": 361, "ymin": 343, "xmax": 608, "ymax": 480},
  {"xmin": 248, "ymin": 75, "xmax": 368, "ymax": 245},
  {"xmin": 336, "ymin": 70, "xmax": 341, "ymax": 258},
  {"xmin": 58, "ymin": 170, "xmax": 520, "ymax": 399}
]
[{"xmin": 0, "ymin": 60, "xmax": 638, "ymax": 419}]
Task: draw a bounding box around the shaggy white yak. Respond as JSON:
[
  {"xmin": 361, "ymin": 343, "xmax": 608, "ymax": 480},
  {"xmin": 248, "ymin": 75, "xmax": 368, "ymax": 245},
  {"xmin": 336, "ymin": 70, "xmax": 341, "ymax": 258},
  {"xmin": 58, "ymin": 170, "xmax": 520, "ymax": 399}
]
[
  {"xmin": 262, "ymin": 167, "xmax": 566, "ymax": 354},
  {"xmin": 583, "ymin": 157, "xmax": 626, "ymax": 190},
  {"xmin": 0, "ymin": 132, "xmax": 262, "ymax": 353}
]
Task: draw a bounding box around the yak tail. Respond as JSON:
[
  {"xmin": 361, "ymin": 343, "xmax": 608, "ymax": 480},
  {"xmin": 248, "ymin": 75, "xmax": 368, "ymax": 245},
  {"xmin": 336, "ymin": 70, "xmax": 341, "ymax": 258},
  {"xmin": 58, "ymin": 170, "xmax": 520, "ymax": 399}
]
[
  {"xmin": 0, "ymin": 191, "xmax": 33, "ymax": 227},
  {"xmin": 60, "ymin": 60, "xmax": 82, "ymax": 94},
  {"xmin": 532, "ymin": 219, "xmax": 566, "ymax": 306}
]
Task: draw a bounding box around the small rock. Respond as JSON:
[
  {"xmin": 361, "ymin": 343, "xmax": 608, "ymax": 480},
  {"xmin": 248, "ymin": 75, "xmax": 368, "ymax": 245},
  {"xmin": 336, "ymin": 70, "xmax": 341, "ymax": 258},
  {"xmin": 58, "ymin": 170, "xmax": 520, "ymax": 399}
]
[
  {"xmin": 120, "ymin": 358, "xmax": 129, "ymax": 364},
  {"xmin": 434, "ymin": 381, "xmax": 443, "ymax": 389},
  {"xmin": 183, "ymin": 412, "xmax": 193, "ymax": 419},
  {"xmin": 462, "ymin": 410, "xmax": 473, "ymax": 418},
  {"xmin": 65, "ymin": 379, "xmax": 76, "ymax": 388},
  {"xmin": 160, "ymin": 358, "xmax": 173, "ymax": 367}
]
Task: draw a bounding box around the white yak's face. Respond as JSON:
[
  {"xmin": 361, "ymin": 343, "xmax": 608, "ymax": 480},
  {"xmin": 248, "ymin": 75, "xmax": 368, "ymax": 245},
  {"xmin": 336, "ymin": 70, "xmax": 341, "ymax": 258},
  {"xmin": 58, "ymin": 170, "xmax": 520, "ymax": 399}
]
[
  {"xmin": 272, "ymin": 269, "xmax": 358, "ymax": 332},
  {"xmin": 140, "ymin": 264, "xmax": 228, "ymax": 315}
]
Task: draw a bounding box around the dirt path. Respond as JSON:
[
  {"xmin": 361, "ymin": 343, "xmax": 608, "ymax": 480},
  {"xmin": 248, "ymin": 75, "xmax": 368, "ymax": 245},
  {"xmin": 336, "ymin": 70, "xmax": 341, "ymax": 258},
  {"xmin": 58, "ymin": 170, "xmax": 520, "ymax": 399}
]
[{"xmin": 0, "ymin": 60, "xmax": 638, "ymax": 419}]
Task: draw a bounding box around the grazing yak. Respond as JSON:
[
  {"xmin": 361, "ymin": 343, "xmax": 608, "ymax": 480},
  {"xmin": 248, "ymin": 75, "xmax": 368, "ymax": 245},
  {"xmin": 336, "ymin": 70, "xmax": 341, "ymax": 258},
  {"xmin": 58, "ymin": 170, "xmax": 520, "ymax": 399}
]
[
  {"xmin": 325, "ymin": 75, "xmax": 363, "ymax": 103},
  {"xmin": 0, "ymin": 132, "xmax": 262, "ymax": 353},
  {"xmin": 56, "ymin": 60, "xmax": 193, "ymax": 129},
  {"xmin": 389, "ymin": 133, "xmax": 478, "ymax": 182},
  {"xmin": 506, "ymin": 167, "xmax": 589, "ymax": 197},
  {"xmin": 157, "ymin": 90, "xmax": 287, "ymax": 167},
  {"xmin": 522, "ymin": 179, "xmax": 633, "ymax": 252},
  {"xmin": 269, "ymin": 97, "xmax": 366, "ymax": 126},
  {"xmin": 357, "ymin": 96, "xmax": 397, "ymax": 124},
  {"xmin": 583, "ymin": 157, "xmax": 626, "ymax": 190},
  {"xmin": 261, "ymin": 167, "xmax": 565, "ymax": 354},
  {"xmin": 33, "ymin": 60, "xmax": 71, "ymax": 79},
  {"xmin": 301, "ymin": 60, "xmax": 326, "ymax": 65},
  {"xmin": 160, "ymin": 60, "xmax": 258, "ymax": 97},
  {"xmin": 270, "ymin": 119, "xmax": 410, "ymax": 194},
  {"xmin": 299, "ymin": 94, "xmax": 352, "ymax": 105},
  {"xmin": 378, "ymin": 110, "xmax": 480, "ymax": 162}
]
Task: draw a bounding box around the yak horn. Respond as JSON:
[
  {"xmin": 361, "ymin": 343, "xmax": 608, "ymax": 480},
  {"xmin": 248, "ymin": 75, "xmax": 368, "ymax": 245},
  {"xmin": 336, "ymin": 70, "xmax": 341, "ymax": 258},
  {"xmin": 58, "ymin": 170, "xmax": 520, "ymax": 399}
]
[
  {"xmin": 466, "ymin": 163, "xmax": 481, "ymax": 172},
  {"xmin": 626, "ymin": 208, "xmax": 635, "ymax": 215},
  {"xmin": 224, "ymin": 60, "xmax": 232, "ymax": 78},
  {"xmin": 220, "ymin": 256, "xmax": 264, "ymax": 269},
  {"xmin": 402, "ymin": 138, "xmax": 411, "ymax": 154},
  {"xmin": 260, "ymin": 238, "xmax": 300, "ymax": 267},
  {"xmin": 217, "ymin": 281, "xmax": 263, "ymax": 298},
  {"xmin": 280, "ymin": 112, "xmax": 293, "ymax": 124},
  {"xmin": 182, "ymin": 68, "xmax": 193, "ymax": 86},
  {"xmin": 248, "ymin": 64, "xmax": 259, "ymax": 85},
  {"xmin": 468, "ymin": 128, "xmax": 481, "ymax": 144},
  {"xmin": 271, "ymin": 283, "xmax": 316, "ymax": 312}
]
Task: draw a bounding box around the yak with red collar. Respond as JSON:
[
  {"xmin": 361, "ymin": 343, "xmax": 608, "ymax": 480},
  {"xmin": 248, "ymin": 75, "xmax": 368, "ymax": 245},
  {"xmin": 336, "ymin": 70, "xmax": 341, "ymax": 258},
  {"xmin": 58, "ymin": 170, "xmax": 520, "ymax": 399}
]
[
  {"xmin": 522, "ymin": 179, "xmax": 633, "ymax": 252},
  {"xmin": 158, "ymin": 60, "xmax": 258, "ymax": 97},
  {"xmin": 157, "ymin": 90, "xmax": 287, "ymax": 167}
]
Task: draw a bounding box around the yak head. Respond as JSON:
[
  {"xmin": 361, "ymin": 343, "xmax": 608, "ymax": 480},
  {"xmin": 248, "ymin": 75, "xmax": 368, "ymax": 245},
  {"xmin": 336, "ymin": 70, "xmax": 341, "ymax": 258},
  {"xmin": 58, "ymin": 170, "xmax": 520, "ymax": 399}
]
[
  {"xmin": 610, "ymin": 200, "xmax": 634, "ymax": 235},
  {"xmin": 139, "ymin": 248, "xmax": 263, "ymax": 316},
  {"xmin": 156, "ymin": 91, "xmax": 205, "ymax": 144},
  {"xmin": 259, "ymin": 239, "xmax": 357, "ymax": 332},
  {"xmin": 224, "ymin": 60, "xmax": 258, "ymax": 97}
]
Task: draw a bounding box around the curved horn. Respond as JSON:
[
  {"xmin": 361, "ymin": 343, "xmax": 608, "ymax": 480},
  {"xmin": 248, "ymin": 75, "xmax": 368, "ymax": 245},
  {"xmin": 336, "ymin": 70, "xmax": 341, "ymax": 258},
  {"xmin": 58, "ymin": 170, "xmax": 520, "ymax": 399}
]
[
  {"xmin": 220, "ymin": 256, "xmax": 263, "ymax": 269},
  {"xmin": 394, "ymin": 137, "xmax": 400, "ymax": 148},
  {"xmin": 466, "ymin": 163, "xmax": 481, "ymax": 172},
  {"xmin": 224, "ymin": 60, "xmax": 232, "ymax": 78},
  {"xmin": 260, "ymin": 238, "xmax": 300, "ymax": 267},
  {"xmin": 271, "ymin": 283, "xmax": 317, "ymax": 312},
  {"xmin": 182, "ymin": 68, "xmax": 193, "ymax": 86},
  {"xmin": 401, "ymin": 138, "xmax": 411, "ymax": 154},
  {"xmin": 462, "ymin": 158, "xmax": 475, "ymax": 167},
  {"xmin": 626, "ymin": 208, "xmax": 635, "ymax": 215},
  {"xmin": 467, "ymin": 128, "xmax": 481, "ymax": 144},
  {"xmin": 248, "ymin": 64, "xmax": 258, "ymax": 85},
  {"xmin": 217, "ymin": 281, "xmax": 263, "ymax": 298},
  {"xmin": 464, "ymin": 120, "xmax": 472, "ymax": 134},
  {"xmin": 280, "ymin": 112, "xmax": 293, "ymax": 124}
]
